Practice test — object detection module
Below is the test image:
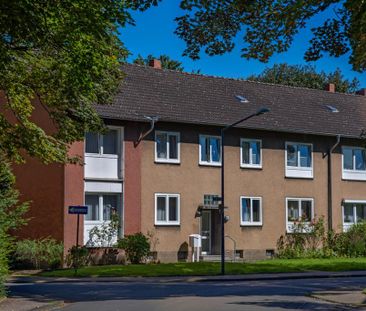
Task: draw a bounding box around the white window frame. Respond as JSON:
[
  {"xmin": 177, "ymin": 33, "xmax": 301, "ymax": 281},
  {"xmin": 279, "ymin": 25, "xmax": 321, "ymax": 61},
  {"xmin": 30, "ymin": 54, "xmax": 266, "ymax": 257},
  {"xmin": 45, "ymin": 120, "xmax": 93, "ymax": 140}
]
[
  {"xmin": 84, "ymin": 193, "xmax": 121, "ymax": 224},
  {"xmin": 342, "ymin": 200, "xmax": 366, "ymax": 231},
  {"xmin": 240, "ymin": 196, "xmax": 263, "ymax": 226},
  {"xmin": 341, "ymin": 146, "xmax": 366, "ymax": 181},
  {"xmin": 286, "ymin": 197, "xmax": 314, "ymax": 233},
  {"xmin": 154, "ymin": 131, "xmax": 180, "ymax": 164},
  {"xmin": 240, "ymin": 138, "xmax": 262, "ymax": 169},
  {"xmin": 85, "ymin": 127, "xmax": 121, "ymax": 159},
  {"xmin": 199, "ymin": 135, "xmax": 222, "ymax": 166},
  {"xmin": 285, "ymin": 142, "xmax": 313, "ymax": 179},
  {"xmin": 154, "ymin": 193, "xmax": 180, "ymax": 226}
]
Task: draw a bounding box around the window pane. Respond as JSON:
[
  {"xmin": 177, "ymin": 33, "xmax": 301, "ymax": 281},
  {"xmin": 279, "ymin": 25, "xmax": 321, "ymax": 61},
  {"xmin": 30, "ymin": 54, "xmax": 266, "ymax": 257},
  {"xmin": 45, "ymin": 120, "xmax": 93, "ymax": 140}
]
[
  {"xmin": 168, "ymin": 134, "xmax": 178, "ymax": 159},
  {"xmin": 211, "ymin": 138, "xmax": 221, "ymax": 162},
  {"xmin": 252, "ymin": 199, "xmax": 261, "ymax": 222},
  {"xmin": 103, "ymin": 195, "xmax": 118, "ymax": 221},
  {"xmin": 204, "ymin": 194, "xmax": 219, "ymax": 206},
  {"xmin": 241, "ymin": 198, "xmax": 251, "ymax": 222},
  {"xmin": 301, "ymin": 200, "xmax": 312, "ymax": 221},
  {"xmin": 287, "ymin": 200, "xmax": 299, "ymax": 221},
  {"xmin": 287, "ymin": 144, "xmax": 297, "ymax": 167},
  {"xmin": 354, "ymin": 149, "xmax": 366, "ymax": 170},
  {"xmin": 157, "ymin": 196, "xmax": 166, "ymax": 221},
  {"xmin": 85, "ymin": 133, "xmax": 99, "ymax": 154},
  {"xmin": 343, "ymin": 148, "xmax": 353, "ymax": 170},
  {"xmin": 85, "ymin": 195, "xmax": 99, "ymax": 221},
  {"xmin": 356, "ymin": 204, "xmax": 366, "ymax": 222},
  {"xmin": 200, "ymin": 136, "xmax": 210, "ymax": 162},
  {"xmin": 251, "ymin": 141, "xmax": 261, "ymax": 165},
  {"xmin": 103, "ymin": 130, "xmax": 118, "ymax": 154},
  {"xmin": 168, "ymin": 197, "xmax": 178, "ymax": 221},
  {"xmin": 242, "ymin": 141, "xmax": 250, "ymax": 164},
  {"xmin": 299, "ymin": 145, "xmax": 311, "ymax": 167},
  {"xmin": 344, "ymin": 204, "xmax": 354, "ymax": 223},
  {"xmin": 156, "ymin": 133, "xmax": 168, "ymax": 159}
]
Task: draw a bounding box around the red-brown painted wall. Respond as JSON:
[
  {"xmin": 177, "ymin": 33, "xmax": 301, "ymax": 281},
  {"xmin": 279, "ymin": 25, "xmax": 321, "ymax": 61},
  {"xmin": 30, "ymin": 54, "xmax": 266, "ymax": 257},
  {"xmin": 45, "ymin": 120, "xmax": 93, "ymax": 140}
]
[
  {"xmin": 123, "ymin": 125, "xmax": 142, "ymax": 234},
  {"xmin": 63, "ymin": 141, "xmax": 85, "ymax": 252}
]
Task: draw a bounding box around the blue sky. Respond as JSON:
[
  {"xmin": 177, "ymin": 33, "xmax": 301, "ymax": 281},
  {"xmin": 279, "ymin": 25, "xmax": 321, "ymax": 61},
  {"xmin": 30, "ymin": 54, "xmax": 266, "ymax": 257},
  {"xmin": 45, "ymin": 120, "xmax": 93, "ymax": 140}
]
[{"xmin": 121, "ymin": 1, "xmax": 365, "ymax": 86}]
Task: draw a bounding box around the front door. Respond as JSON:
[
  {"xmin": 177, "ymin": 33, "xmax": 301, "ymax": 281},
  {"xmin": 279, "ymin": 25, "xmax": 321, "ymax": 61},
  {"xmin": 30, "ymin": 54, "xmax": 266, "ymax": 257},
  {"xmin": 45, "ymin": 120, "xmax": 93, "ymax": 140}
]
[{"xmin": 201, "ymin": 210, "xmax": 211, "ymax": 254}]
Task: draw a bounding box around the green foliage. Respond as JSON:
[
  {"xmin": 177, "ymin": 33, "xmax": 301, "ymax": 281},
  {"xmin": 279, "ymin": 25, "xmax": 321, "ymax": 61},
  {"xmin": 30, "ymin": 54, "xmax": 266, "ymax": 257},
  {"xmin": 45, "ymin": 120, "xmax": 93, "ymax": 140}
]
[
  {"xmin": 332, "ymin": 222, "xmax": 366, "ymax": 257},
  {"xmin": 118, "ymin": 233, "xmax": 150, "ymax": 264},
  {"xmin": 0, "ymin": 0, "xmax": 159, "ymax": 164},
  {"xmin": 15, "ymin": 238, "xmax": 63, "ymax": 269},
  {"xmin": 0, "ymin": 157, "xmax": 28, "ymax": 296},
  {"xmin": 248, "ymin": 64, "xmax": 360, "ymax": 94},
  {"xmin": 133, "ymin": 54, "xmax": 184, "ymax": 71},
  {"xmin": 87, "ymin": 214, "xmax": 120, "ymax": 247},
  {"xmin": 66, "ymin": 246, "xmax": 89, "ymax": 276},
  {"xmin": 175, "ymin": 1, "xmax": 366, "ymax": 72}
]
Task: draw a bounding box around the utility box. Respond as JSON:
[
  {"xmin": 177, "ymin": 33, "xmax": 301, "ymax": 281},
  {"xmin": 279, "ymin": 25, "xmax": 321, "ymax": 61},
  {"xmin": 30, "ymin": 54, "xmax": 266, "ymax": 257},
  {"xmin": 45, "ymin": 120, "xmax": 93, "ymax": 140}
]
[{"xmin": 189, "ymin": 234, "xmax": 202, "ymax": 262}]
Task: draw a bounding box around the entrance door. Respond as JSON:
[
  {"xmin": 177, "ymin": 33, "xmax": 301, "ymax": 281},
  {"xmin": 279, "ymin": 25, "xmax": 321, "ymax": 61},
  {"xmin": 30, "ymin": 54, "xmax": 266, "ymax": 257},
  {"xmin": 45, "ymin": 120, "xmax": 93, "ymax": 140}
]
[{"xmin": 201, "ymin": 210, "xmax": 211, "ymax": 254}]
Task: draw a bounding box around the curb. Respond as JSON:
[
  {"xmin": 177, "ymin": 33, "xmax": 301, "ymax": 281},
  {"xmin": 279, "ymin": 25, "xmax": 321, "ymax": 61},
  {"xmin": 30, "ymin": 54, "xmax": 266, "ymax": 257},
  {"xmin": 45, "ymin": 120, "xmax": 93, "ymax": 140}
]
[{"xmin": 7, "ymin": 271, "xmax": 366, "ymax": 284}]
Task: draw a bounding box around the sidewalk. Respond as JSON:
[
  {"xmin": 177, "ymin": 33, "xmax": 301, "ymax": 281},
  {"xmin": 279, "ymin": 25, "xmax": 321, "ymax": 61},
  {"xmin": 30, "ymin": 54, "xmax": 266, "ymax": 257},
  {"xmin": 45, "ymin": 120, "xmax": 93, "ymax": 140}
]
[{"xmin": 6, "ymin": 269, "xmax": 366, "ymax": 284}]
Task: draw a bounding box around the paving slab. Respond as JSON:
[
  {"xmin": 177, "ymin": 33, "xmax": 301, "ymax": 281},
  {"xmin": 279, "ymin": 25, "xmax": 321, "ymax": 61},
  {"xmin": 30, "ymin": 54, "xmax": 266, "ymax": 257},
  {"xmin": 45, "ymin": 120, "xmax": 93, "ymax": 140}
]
[{"xmin": 312, "ymin": 290, "xmax": 366, "ymax": 307}]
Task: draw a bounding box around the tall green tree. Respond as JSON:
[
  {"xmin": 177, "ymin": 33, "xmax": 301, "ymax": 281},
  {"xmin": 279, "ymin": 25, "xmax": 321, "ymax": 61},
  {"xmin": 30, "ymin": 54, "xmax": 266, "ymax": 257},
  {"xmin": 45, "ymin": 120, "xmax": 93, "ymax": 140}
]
[
  {"xmin": 133, "ymin": 54, "xmax": 184, "ymax": 71},
  {"xmin": 248, "ymin": 64, "xmax": 360, "ymax": 94},
  {"xmin": 175, "ymin": 0, "xmax": 366, "ymax": 72}
]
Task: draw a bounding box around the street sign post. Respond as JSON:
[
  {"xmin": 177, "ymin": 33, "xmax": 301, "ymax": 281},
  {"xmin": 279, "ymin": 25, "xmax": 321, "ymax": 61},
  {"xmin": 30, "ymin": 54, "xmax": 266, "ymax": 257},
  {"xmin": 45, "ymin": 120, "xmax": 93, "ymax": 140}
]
[{"xmin": 68, "ymin": 205, "xmax": 88, "ymax": 246}]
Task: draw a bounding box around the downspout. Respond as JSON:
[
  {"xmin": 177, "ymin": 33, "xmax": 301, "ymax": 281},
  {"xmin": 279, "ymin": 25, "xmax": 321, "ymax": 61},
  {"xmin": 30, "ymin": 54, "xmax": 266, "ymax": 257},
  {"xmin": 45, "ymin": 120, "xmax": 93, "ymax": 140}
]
[
  {"xmin": 135, "ymin": 116, "xmax": 159, "ymax": 146},
  {"xmin": 327, "ymin": 134, "xmax": 341, "ymax": 232}
]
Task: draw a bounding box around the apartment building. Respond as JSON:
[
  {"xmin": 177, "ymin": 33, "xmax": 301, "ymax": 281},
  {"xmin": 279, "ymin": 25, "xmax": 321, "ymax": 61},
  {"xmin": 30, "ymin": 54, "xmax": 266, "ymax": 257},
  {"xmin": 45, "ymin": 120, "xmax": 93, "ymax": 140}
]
[{"xmin": 13, "ymin": 61, "xmax": 366, "ymax": 262}]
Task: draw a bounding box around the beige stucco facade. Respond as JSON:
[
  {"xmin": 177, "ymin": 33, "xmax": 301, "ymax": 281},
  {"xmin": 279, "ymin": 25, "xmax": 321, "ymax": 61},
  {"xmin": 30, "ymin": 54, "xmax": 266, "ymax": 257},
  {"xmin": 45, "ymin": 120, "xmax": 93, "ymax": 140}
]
[{"xmin": 137, "ymin": 122, "xmax": 366, "ymax": 262}]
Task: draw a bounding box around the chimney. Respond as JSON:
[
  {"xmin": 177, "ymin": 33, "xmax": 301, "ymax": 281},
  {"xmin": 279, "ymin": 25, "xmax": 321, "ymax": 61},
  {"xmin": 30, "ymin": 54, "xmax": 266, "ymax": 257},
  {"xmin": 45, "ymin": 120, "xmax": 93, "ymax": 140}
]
[
  {"xmin": 356, "ymin": 88, "xmax": 366, "ymax": 96},
  {"xmin": 325, "ymin": 83, "xmax": 335, "ymax": 93},
  {"xmin": 149, "ymin": 59, "xmax": 162, "ymax": 69}
]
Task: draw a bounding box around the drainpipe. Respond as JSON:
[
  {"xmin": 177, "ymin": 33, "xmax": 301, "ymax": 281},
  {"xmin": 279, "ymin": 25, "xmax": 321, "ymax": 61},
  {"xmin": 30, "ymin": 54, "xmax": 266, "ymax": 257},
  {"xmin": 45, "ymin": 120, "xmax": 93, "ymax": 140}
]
[
  {"xmin": 135, "ymin": 116, "xmax": 159, "ymax": 146},
  {"xmin": 327, "ymin": 135, "xmax": 341, "ymax": 232}
]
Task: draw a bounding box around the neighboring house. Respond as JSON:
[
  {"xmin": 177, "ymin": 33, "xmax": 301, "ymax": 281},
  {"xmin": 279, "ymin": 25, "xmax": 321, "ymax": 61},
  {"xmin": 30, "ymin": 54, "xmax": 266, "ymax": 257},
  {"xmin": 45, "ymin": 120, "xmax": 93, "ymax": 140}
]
[{"xmin": 12, "ymin": 60, "xmax": 366, "ymax": 262}]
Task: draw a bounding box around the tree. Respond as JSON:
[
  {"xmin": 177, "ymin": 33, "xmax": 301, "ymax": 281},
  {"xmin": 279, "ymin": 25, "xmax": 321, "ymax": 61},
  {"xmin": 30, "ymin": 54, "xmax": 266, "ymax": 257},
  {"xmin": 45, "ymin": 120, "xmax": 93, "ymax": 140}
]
[
  {"xmin": 174, "ymin": 0, "xmax": 366, "ymax": 72},
  {"xmin": 247, "ymin": 64, "xmax": 360, "ymax": 93},
  {"xmin": 0, "ymin": 0, "xmax": 158, "ymax": 165},
  {"xmin": 0, "ymin": 156, "xmax": 28, "ymax": 296},
  {"xmin": 133, "ymin": 54, "xmax": 184, "ymax": 71}
]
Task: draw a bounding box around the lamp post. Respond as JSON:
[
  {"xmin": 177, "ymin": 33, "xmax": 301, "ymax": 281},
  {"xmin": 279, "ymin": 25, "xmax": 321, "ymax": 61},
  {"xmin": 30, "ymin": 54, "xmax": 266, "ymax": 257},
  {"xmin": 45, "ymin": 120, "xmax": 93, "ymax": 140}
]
[{"xmin": 220, "ymin": 107, "xmax": 270, "ymax": 275}]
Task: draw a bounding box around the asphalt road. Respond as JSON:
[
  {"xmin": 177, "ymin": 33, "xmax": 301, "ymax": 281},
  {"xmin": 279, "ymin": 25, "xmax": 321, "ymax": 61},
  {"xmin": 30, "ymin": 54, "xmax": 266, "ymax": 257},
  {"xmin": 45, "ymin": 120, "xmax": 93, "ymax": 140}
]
[{"xmin": 7, "ymin": 276, "xmax": 366, "ymax": 311}]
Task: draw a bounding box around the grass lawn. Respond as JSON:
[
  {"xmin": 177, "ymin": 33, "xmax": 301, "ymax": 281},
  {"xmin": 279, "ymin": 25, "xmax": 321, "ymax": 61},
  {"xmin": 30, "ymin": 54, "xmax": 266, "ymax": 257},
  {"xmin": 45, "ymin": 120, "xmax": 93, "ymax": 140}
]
[{"xmin": 39, "ymin": 258, "xmax": 366, "ymax": 278}]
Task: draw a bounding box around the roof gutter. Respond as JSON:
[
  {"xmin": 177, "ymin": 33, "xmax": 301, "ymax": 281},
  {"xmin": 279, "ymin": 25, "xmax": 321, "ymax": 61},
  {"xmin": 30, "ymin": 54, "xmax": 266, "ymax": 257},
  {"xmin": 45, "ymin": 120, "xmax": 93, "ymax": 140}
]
[{"xmin": 327, "ymin": 134, "xmax": 341, "ymax": 231}]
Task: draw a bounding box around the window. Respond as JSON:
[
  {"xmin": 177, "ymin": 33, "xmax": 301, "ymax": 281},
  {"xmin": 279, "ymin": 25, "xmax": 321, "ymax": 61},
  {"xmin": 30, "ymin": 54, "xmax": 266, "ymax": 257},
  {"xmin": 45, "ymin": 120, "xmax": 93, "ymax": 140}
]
[
  {"xmin": 204, "ymin": 194, "xmax": 220, "ymax": 206},
  {"xmin": 342, "ymin": 147, "xmax": 366, "ymax": 180},
  {"xmin": 285, "ymin": 142, "xmax": 313, "ymax": 178},
  {"xmin": 241, "ymin": 139, "xmax": 262, "ymax": 168},
  {"xmin": 199, "ymin": 135, "xmax": 221, "ymax": 165},
  {"xmin": 155, "ymin": 131, "xmax": 180, "ymax": 163},
  {"xmin": 286, "ymin": 198, "xmax": 314, "ymax": 232},
  {"xmin": 240, "ymin": 197, "xmax": 262, "ymax": 226},
  {"xmin": 155, "ymin": 194, "xmax": 180, "ymax": 225},
  {"xmin": 342, "ymin": 201, "xmax": 366, "ymax": 231},
  {"xmin": 85, "ymin": 129, "xmax": 119, "ymax": 155},
  {"xmin": 85, "ymin": 194, "xmax": 120, "ymax": 222}
]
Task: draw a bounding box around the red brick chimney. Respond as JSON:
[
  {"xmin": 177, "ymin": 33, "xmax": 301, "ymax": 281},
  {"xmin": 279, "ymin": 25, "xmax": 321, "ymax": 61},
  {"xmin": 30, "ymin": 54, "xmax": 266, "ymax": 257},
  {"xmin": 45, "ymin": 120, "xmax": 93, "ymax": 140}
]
[
  {"xmin": 356, "ymin": 88, "xmax": 366, "ymax": 96},
  {"xmin": 149, "ymin": 59, "xmax": 162, "ymax": 69},
  {"xmin": 325, "ymin": 83, "xmax": 335, "ymax": 93}
]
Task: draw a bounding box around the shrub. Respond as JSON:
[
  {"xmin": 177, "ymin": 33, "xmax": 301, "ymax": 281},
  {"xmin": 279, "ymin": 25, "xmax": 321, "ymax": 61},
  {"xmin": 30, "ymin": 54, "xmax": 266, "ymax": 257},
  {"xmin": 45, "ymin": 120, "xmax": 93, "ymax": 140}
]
[
  {"xmin": 15, "ymin": 238, "xmax": 64, "ymax": 269},
  {"xmin": 86, "ymin": 214, "xmax": 119, "ymax": 247},
  {"xmin": 332, "ymin": 222, "xmax": 366, "ymax": 257},
  {"xmin": 118, "ymin": 233, "xmax": 150, "ymax": 264},
  {"xmin": 66, "ymin": 246, "xmax": 89, "ymax": 275}
]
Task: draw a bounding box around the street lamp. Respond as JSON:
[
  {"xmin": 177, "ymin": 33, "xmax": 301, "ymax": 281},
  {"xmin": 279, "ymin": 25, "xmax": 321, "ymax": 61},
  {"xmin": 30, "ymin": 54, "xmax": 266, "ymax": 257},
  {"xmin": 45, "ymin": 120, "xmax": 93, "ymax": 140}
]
[{"xmin": 220, "ymin": 107, "xmax": 270, "ymax": 275}]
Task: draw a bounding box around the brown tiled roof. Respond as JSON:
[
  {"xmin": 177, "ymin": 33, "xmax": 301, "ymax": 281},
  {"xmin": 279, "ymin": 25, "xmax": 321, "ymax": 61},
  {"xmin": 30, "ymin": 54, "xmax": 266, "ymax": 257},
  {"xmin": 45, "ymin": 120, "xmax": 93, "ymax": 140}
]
[{"xmin": 96, "ymin": 63, "xmax": 366, "ymax": 138}]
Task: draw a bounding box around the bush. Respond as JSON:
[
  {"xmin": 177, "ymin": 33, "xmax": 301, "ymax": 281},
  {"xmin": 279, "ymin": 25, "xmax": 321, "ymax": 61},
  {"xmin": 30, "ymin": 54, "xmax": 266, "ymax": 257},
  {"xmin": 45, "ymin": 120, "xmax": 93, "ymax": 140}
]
[
  {"xmin": 332, "ymin": 222, "xmax": 366, "ymax": 257},
  {"xmin": 15, "ymin": 238, "xmax": 64, "ymax": 269},
  {"xmin": 118, "ymin": 233, "xmax": 150, "ymax": 264},
  {"xmin": 66, "ymin": 246, "xmax": 89, "ymax": 275},
  {"xmin": 86, "ymin": 214, "xmax": 119, "ymax": 247}
]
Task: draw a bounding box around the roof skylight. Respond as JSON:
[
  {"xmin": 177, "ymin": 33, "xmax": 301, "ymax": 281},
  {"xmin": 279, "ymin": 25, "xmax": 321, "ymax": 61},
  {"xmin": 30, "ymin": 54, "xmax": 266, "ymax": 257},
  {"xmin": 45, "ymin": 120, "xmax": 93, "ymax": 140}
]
[
  {"xmin": 325, "ymin": 105, "xmax": 339, "ymax": 113},
  {"xmin": 235, "ymin": 95, "xmax": 249, "ymax": 103}
]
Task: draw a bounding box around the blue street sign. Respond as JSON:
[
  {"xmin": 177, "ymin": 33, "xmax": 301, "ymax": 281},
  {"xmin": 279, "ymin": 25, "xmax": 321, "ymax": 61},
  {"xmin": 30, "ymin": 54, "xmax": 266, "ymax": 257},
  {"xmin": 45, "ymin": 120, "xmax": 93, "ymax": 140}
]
[{"xmin": 68, "ymin": 205, "xmax": 88, "ymax": 215}]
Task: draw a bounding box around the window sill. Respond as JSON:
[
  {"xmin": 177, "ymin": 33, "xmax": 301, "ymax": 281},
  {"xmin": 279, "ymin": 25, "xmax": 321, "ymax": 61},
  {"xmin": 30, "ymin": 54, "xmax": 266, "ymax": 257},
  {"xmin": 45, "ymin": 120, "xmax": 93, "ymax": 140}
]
[
  {"xmin": 154, "ymin": 223, "xmax": 180, "ymax": 227},
  {"xmin": 285, "ymin": 167, "xmax": 313, "ymax": 179},
  {"xmin": 342, "ymin": 170, "xmax": 366, "ymax": 181},
  {"xmin": 199, "ymin": 162, "xmax": 222, "ymax": 167},
  {"xmin": 286, "ymin": 223, "xmax": 312, "ymax": 233},
  {"xmin": 240, "ymin": 164, "xmax": 262, "ymax": 170},
  {"xmin": 85, "ymin": 153, "xmax": 119, "ymax": 159},
  {"xmin": 154, "ymin": 159, "xmax": 181, "ymax": 165},
  {"xmin": 240, "ymin": 222, "xmax": 263, "ymax": 227}
]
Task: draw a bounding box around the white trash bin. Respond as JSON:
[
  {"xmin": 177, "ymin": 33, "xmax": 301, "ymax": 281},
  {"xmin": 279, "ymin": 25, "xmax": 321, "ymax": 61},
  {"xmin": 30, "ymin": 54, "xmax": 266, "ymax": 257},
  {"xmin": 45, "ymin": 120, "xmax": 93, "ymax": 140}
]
[{"xmin": 189, "ymin": 234, "xmax": 202, "ymax": 262}]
